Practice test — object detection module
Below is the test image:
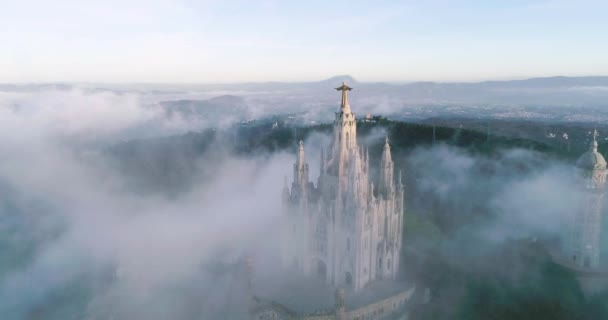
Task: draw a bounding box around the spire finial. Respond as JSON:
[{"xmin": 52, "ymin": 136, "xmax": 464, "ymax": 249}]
[
  {"xmin": 592, "ymin": 129, "xmax": 599, "ymax": 152},
  {"xmin": 385, "ymin": 135, "xmax": 390, "ymax": 147}
]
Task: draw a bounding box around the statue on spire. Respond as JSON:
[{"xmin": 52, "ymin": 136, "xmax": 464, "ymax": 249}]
[
  {"xmin": 591, "ymin": 129, "xmax": 599, "ymax": 152},
  {"xmin": 335, "ymin": 81, "xmax": 352, "ymax": 109},
  {"xmin": 594, "ymin": 129, "xmax": 599, "ymax": 141}
]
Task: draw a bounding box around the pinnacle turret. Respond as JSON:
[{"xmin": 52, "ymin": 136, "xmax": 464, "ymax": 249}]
[
  {"xmin": 591, "ymin": 129, "xmax": 599, "ymax": 152},
  {"xmin": 382, "ymin": 136, "xmax": 392, "ymax": 164},
  {"xmin": 293, "ymin": 140, "xmax": 309, "ymax": 190},
  {"xmin": 379, "ymin": 136, "xmax": 394, "ymax": 196},
  {"xmin": 297, "ymin": 140, "xmax": 305, "ymax": 167}
]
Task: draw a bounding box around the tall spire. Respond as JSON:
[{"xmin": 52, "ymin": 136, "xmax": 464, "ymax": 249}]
[
  {"xmin": 382, "ymin": 136, "xmax": 392, "ymax": 164},
  {"xmin": 592, "ymin": 129, "xmax": 599, "ymax": 152},
  {"xmin": 328, "ymin": 81, "xmax": 357, "ymax": 177},
  {"xmin": 296, "ymin": 140, "xmax": 307, "ymax": 171},
  {"xmin": 294, "ymin": 140, "xmax": 309, "ymax": 188},
  {"xmin": 335, "ymin": 81, "xmax": 352, "ymax": 111},
  {"xmin": 379, "ymin": 136, "xmax": 394, "ymax": 196},
  {"xmin": 567, "ymin": 128, "xmax": 608, "ymax": 270}
]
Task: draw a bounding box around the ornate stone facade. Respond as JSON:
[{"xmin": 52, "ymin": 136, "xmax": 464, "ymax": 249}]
[
  {"xmin": 566, "ymin": 130, "xmax": 608, "ymax": 268},
  {"xmin": 282, "ymin": 82, "xmax": 405, "ymax": 291}
]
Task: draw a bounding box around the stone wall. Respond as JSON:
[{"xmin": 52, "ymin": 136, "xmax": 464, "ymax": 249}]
[
  {"xmin": 252, "ymin": 286, "xmax": 416, "ymax": 320},
  {"xmin": 345, "ymin": 287, "xmax": 415, "ymax": 320}
]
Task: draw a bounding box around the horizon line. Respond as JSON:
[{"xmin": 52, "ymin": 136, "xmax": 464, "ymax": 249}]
[{"xmin": 1, "ymin": 74, "xmax": 608, "ymax": 86}]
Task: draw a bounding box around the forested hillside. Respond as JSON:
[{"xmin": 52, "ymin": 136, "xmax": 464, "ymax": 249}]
[{"xmin": 107, "ymin": 119, "xmax": 608, "ymax": 319}]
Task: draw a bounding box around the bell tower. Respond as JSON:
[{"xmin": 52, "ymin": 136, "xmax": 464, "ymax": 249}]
[
  {"xmin": 568, "ymin": 130, "xmax": 608, "ymax": 268},
  {"xmin": 378, "ymin": 137, "xmax": 395, "ymax": 197},
  {"xmin": 328, "ymin": 82, "xmax": 357, "ymax": 178}
]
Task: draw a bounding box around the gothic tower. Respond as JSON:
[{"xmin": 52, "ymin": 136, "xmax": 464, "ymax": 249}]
[
  {"xmin": 282, "ymin": 82, "xmax": 405, "ymax": 291},
  {"xmin": 568, "ymin": 130, "xmax": 608, "ymax": 268},
  {"xmin": 378, "ymin": 137, "xmax": 394, "ymax": 197}
]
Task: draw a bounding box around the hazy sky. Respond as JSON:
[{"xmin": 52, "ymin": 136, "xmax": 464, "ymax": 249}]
[{"xmin": 1, "ymin": 0, "xmax": 607, "ymax": 83}]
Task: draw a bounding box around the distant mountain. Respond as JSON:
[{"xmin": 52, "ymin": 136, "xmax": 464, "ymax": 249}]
[
  {"xmin": 149, "ymin": 75, "xmax": 608, "ymax": 128},
  {"xmin": 4, "ymin": 76, "xmax": 608, "ymax": 128},
  {"xmin": 477, "ymin": 76, "xmax": 608, "ymax": 88},
  {"xmin": 321, "ymin": 75, "xmax": 358, "ymax": 84},
  {"xmin": 208, "ymin": 75, "xmax": 608, "ymax": 99},
  {"xmin": 316, "ymin": 75, "xmax": 608, "ymax": 87},
  {"xmin": 5, "ymin": 75, "xmax": 607, "ymax": 96}
]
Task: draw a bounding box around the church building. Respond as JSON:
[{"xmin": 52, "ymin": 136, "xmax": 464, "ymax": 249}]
[
  {"xmin": 556, "ymin": 130, "xmax": 608, "ymax": 295},
  {"xmin": 567, "ymin": 130, "xmax": 608, "ymax": 269},
  {"xmin": 281, "ymin": 82, "xmax": 405, "ymax": 291}
]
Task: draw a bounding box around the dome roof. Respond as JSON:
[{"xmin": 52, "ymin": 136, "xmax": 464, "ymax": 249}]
[
  {"xmin": 576, "ymin": 138, "xmax": 607, "ymax": 170},
  {"xmin": 576, "ymin": 150, "xmax": 607, "ymax": 170}
]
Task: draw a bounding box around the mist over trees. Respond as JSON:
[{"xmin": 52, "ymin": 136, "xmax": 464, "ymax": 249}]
[{"xmin": 1, "ymin": 86, "xmax": 608, "ymax": 319}]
